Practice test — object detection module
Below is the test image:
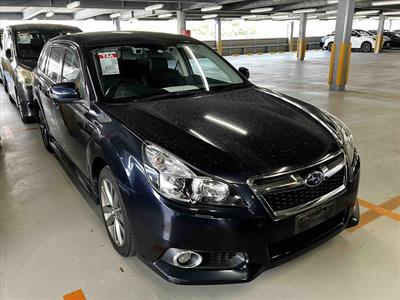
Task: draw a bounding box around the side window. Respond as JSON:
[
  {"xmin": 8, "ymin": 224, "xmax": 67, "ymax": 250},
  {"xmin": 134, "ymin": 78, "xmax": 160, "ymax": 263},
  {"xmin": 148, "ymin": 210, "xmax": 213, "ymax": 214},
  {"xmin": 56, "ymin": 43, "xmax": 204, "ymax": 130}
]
[
  {"xmin": 38, "ymin": 45, "xmax": 49, "ymax": 72},
  {"xmin": 62, "ymin": 48, "xmax": 87, "ymax": 100},
  {"xmin": 46, "ymin": 46, "xmax": 63, "ymax": 82}
]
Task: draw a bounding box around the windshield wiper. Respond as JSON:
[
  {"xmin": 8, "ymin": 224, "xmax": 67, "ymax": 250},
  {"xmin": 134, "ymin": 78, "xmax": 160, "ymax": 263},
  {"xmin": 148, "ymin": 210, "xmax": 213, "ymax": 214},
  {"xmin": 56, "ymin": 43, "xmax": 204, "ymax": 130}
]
[
  {"xmin": 211, "ymin": 82, "xmax": 251, "ymax": 92},
  {"xmin": 136, "ymin": 90, "xmax": 205, "ymax": 102}
]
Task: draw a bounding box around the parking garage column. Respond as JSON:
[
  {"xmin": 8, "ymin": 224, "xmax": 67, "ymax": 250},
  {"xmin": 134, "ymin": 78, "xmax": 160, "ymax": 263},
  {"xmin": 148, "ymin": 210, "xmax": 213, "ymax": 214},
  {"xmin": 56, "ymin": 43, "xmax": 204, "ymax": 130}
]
[
  {"xmin": 297, "ymin": 14, "xmax": 307, "ymax": 61},
  {"xmin": 375, "ymin": 15, "xmax": 385, "ymax": 53},
  {"xmin": 177, "ymin": 10, "xmax": 186, "ymax": 35},
  {"xmin": 288, "ymin": 21, "xmax": 294, "ymax": 52},
  {"xmin": 216, "ymin": 18, "xmax": 222, "ymax": 55},
  {"xmin": 114, "ymin": 19, "xmax": 121, "ymax": 31},
  {"xmin": 328, "ymin": 0, "xmax": 355, "ymax": 91}
]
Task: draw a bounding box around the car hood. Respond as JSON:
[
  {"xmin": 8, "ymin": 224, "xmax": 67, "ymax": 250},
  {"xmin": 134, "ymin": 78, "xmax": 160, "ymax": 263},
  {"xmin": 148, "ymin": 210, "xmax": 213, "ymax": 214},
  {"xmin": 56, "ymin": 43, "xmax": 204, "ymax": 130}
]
[{"xmin": 103, "ymin": 87, "xmax": 340, "ymax": 183}]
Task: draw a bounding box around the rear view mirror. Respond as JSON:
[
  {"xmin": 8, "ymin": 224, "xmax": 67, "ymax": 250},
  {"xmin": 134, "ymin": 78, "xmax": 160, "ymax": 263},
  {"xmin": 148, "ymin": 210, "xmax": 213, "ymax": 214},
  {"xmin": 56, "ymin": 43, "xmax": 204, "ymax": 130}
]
[
  {"xmin": 50, "ymin": 82, "xmax": 80, "ymax": 103},
  {"xmin": 5, "ymin": 49, "xmax": 12, "ymax": 59},
  {"xmin": 239, "ymin": 67, "xmax": 250, "ymax": 79}
]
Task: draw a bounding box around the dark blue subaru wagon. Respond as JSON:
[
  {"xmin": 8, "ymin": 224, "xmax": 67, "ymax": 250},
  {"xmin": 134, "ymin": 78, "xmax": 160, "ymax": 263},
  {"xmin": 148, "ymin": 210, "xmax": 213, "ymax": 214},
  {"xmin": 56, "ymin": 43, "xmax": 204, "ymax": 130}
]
[{"xmin": 32, "ymin": 31, "xmax": 360, "ymax": 284}]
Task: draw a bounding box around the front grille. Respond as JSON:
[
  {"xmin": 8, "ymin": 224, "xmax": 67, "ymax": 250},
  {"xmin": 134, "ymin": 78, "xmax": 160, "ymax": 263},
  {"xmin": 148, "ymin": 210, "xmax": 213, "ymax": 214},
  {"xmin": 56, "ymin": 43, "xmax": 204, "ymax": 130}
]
[
  {"xmin": 200, "ymin": 252, "xmax": 236, "ymax": 265},
  {"xmin": 261, "ymin": 169, "xmax": 345, "ymax": 212}
]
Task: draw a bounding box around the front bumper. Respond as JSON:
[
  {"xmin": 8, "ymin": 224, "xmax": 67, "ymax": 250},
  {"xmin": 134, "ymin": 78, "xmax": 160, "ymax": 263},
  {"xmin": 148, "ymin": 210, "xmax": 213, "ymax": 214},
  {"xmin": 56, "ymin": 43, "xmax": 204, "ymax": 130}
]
[
  {"xmin": 122, "ymin": 158, "xmax": 360, "ymax": 285},
  {"xmin": 16, "ymin": 82, "xmax": 36, "ymax": 119}
]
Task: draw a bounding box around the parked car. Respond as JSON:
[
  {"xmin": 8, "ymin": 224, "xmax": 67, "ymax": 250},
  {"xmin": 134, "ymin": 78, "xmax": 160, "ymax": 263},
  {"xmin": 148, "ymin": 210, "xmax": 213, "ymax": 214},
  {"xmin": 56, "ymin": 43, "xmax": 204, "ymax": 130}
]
[
  {"xmin": 0, "ymin": 29, "xmax": 4, "ymax": 83},
  {"xmin": 33, "ymin": 32, "xmax": 360, "ymax": 285},
  {"xmin": 320, "ymin": 31, "xmax": 334, "ymax": 48},
  {"xmin": 323, "ymin": 29, "xmax": 390, "ymax": 52},
  {"xmin": 369, "ymin": 30, "xmax": 400, "ymax": 48},
  {"xmin": 1, "ymin": 24, "xmax": 81, "ymax": 122}
]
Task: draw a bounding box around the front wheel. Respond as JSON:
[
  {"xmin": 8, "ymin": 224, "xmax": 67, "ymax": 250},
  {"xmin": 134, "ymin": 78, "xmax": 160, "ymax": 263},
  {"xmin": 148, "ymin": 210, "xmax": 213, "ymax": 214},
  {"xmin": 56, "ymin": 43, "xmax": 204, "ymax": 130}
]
[
  {"xmin": 16, "ymin": 94, "xmax": 29, "ymax": 123},
  {"xmin": 38, "ymin": 104, "xmax": 53, "ymax": 152},
  {"xmin": 361, "ymin": 42, "xmax": 372, "ymax": 53},
  {"xmin": 99, "ymin": 166, "xmax": 136, "ymax": 257},
  {"xmin": 327, "ymin": 43, "xmax": 333, "ymax": 52}
]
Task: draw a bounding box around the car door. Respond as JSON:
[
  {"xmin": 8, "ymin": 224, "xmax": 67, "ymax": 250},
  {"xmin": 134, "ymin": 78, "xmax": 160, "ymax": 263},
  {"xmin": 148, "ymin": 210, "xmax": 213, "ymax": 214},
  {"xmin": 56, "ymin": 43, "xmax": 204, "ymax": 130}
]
[
  {"xmin": 351, "ymin": 31, "xmax": 362, "ymax": 48},
  {"xmin": 53, "ymin": 44, "xmax": 90, "ymax": 177},
  {"xmin": 38, "ymin": 45, "xmax": 64, "ymax": 132}
]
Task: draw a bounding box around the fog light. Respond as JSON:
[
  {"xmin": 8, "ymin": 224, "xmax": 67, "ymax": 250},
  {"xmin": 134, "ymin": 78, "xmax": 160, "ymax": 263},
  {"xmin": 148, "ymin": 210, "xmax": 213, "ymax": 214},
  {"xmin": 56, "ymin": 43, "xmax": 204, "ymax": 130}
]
[
  {"xmin": 177, "ymin": 252, "xmax": 192, "ymax": 264},
  {"xmin": 172, "ymin": 251, "xmax": 202, "ymax": 268}
]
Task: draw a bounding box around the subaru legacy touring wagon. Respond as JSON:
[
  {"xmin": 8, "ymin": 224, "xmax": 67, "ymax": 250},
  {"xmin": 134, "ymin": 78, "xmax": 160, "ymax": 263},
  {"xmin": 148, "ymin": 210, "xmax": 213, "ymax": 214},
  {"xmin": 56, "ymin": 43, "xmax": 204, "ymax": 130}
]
[{"xmin": 33, "ymin": 32, "xmax": 360, "ymax": 284}]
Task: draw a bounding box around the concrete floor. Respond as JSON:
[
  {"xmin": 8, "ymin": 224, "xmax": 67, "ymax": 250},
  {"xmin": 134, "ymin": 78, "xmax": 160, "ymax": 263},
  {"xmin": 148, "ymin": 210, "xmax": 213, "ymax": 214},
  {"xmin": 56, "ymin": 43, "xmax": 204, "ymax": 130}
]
[{"xmin": 0, "ymin": 50, "xmax": 399, "ymax": 300}]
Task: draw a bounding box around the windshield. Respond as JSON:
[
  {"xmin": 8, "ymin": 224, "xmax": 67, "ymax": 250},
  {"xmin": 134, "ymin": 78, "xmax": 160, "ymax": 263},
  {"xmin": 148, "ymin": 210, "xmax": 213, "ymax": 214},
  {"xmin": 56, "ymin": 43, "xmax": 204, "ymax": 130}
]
[
  {"xmin": 15, "ymin": 31, "xmax": 76, "ymax": 60},
  {"xmin": 93, "ymin": 43, "xmax": 245, "ymax": 102}
]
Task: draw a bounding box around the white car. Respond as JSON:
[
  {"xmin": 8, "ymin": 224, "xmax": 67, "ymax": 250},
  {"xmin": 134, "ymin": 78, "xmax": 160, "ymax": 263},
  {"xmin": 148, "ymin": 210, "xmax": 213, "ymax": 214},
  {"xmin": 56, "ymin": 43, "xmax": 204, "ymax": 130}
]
[{"xmin": 323, "ymin": 29, "xmax": 390, "ymax": 53}]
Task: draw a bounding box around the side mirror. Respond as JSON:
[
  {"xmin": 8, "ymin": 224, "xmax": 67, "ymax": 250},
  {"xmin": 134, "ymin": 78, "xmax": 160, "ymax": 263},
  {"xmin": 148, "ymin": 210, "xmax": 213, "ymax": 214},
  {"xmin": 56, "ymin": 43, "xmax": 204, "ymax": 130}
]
[
  {"xmin": 50, "ymin": 82, "xmax": 80, "ymax": 103},
  {"xmin": 239, "ymin": 67, "xmax": 250, "ymax": 79},
  {"xmin": 5, "ymin": 49, "xmax": 12, "ymax": 59}
]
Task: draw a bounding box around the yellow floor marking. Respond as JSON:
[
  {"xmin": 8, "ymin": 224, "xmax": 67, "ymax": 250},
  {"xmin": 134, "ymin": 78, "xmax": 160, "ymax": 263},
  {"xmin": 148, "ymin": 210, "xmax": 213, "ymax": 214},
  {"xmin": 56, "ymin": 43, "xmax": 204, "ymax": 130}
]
[
  {"xmin": 347, "ymin": 196, "xmax": 400, "ymax": 232},
  {"xmin": 63, "ymin": 289, "xmax": 86, "ymax": 300},
  {"xmin": 358, "ymin": 198, "xmax": 400, "ymax": 222},
  {"xmin": 2, "ymin": 126, "xmax": 15, "ymax": 140}
]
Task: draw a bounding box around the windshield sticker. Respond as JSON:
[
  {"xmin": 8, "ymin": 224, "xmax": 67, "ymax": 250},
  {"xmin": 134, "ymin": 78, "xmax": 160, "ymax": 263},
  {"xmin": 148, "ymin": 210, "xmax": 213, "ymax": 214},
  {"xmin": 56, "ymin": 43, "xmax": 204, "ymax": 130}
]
[
  {"xmin": 17, "ymin": 33, "xmax": 33, "ymax": 44},
  {"xmin": 98, "ymin": 52, "xmax": 120, "ymax": 75}
]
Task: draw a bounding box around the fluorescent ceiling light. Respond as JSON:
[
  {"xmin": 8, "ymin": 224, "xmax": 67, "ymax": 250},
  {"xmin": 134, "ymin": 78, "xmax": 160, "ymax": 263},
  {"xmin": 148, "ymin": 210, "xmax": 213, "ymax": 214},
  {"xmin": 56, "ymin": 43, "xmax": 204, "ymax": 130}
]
[
  {"xmin": 372, "ymin": 1, "xmax": 400, "ymax": 6},
  {"xmin": 325, "ymin": 10, "xmax": 337, "ymax": 14},
  {"xmin": 23, "ymin": 8, "xmax": 45, "ymax": 20},
  {"xmin": 145, "ymin": 4, "xmax": 163, "ymax": 11},
  {"xmin": 293, "ymin": 8, "xmax": 317, "ymax": 14},
  {"xmin": 158, "ymin": 13, "xmax": 173, "ymax": 18},
  {"xmin": 202, "ymin": 14, "xmax": 218, "ymax": 19},
  {"xmin": 383, "ymin": 10, "xmax": 400, "ymax": 15},
  {"xmin": 110, "ymin": 12, "xmax": 121, "ymax": 18},
  {"xmin": 201, "ymin": 5, "xmax": 222, "ymax": 12},
  {"xmin": 67, "ymin": 1, "xmax": 80, "ymax": 9},
  {"xmin": 327, "ymin": 0, "xmax": 338, "ymax": 3},
  {"xmin": 45, "ymin": 11, "xmax": 54, "ymax": 18},
  {"xmin": 241, "ymin": 15, "xmax": 258, "ymax": 19},
  {"xmin": 250, "ymin": 7, "xmax": 273, "ymax": 13},
  {"xmin": 355, "ymin": 10, "xmax": 380, "ymax": 15}
]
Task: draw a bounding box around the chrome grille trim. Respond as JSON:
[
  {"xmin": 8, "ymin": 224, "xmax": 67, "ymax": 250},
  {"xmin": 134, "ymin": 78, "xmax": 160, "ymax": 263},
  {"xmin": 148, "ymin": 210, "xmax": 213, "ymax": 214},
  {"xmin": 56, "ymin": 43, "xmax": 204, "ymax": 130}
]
[{"xmin": 247, "ymin": 152, "xmax": 347, "ymax": 219}]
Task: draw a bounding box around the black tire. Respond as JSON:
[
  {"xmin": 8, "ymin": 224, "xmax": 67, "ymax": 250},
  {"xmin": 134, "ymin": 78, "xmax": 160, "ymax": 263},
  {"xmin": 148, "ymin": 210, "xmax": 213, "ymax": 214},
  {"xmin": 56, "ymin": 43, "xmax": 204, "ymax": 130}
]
[
  {"xmin": 38, "ymin": 104, "xmax": 54, "ymax": 153},
  {"xmin": 98, "ymin": 166, "xmax": 136, "ymax": 257},
  {"xmin": 328, "ymin": 43, "xmax": 333, "ymax": 52},
  {"xmin": 361, "ymin": 42, "xmax": 372, "ymax": 53}
]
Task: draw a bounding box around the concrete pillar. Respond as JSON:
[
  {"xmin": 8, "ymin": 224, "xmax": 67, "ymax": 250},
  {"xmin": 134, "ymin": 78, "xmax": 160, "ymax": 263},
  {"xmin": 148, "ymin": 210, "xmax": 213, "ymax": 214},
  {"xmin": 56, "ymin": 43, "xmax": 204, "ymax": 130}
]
[
  {"xmin": 375, "ymin": 15, "xmax": 385, "ymax": 53},
  {"xmin": 114, "ymin": 19, "xmax": 121, "ymax": 31},
  {"xmin": 215, "ymin": 18, "xmax": 222, "ymax": 55},
  {"xmin": 177, "ymin": 10, "xmax": 186, "ymax": 34},
  {"xmin": 288, "ymin": 21, "xmax": 294, "ymax": 52},
  {"xmin": 297, "ymin": 14, "xmax": 307, "ymax": 61},
  {"xmin": 389, "ymin": 19, "xmax": 392, "ymax": 31},
  {"xmin": 328, "ymin": 0, "xmax": 355, "ymax": 91}
]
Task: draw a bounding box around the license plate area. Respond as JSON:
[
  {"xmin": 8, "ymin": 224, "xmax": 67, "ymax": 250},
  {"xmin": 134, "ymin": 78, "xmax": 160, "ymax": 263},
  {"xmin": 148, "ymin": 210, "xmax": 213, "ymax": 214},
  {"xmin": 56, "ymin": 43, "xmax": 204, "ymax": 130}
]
[{"xmin": 295, "ymin": 202, "xmax": 336, "ymax": 234}]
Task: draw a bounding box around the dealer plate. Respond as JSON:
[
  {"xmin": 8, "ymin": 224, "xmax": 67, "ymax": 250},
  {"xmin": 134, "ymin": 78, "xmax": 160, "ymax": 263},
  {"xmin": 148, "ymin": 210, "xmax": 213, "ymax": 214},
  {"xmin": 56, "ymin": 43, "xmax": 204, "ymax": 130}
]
[{"xmin": 295, "ymin": 202, "xmax": 335, "ymax": 234}]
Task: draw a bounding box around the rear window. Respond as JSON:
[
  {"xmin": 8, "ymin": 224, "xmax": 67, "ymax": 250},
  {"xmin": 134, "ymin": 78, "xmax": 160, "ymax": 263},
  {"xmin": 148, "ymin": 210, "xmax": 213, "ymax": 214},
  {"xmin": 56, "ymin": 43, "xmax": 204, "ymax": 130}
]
[{"xmin": 15, "ymin": 30, "xmax": 76, "ymax": 60}]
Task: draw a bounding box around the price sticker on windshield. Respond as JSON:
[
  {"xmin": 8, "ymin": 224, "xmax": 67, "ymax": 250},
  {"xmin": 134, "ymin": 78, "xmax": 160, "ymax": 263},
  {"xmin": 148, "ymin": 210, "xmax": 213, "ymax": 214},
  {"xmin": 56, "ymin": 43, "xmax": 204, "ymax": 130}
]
[{"xmin": 98, "ymin": 52, "xmax": 120, "ymax": 76}]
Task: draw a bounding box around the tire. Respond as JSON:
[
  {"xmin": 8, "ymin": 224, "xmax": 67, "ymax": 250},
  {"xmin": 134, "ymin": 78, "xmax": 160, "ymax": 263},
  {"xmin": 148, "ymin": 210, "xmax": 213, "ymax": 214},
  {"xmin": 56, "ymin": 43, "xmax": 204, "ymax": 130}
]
[
  {"xmin": 38, "ymin": 104, "xmax": 54, "ymax": 153},
  {"xmin": 98, "ymin": 166, "xmax": 136, "ymax": 257},
  {"xmin": 361, "ymin": 42, "xmax": 372, "ymax": 53},
  {"xmin": 328, "ymin": 43, "xmax": 333, "ymax": 52}
]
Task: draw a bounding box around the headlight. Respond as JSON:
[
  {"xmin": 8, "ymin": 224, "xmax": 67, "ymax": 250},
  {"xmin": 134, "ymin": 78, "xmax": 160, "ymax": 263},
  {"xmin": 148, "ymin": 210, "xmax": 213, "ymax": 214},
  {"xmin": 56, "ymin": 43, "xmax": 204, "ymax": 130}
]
[
  {"xmin": 143, "ymin": 144, "xmax": 243, "ymax": 207},
  {"xmin": 16, "ymin": 66, "xmax": 33, "ymax": 86},
  {"xmin": 323, "ymin": 111, "xmax": 355, "ymax": 164}
]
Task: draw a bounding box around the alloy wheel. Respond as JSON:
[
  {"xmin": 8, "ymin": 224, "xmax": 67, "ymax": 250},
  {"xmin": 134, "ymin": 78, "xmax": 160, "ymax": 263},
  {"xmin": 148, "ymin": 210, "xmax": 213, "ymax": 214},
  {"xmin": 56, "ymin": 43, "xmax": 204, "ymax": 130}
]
[{"xmin": 100, "ymin": 178, "xmax": 126, "ymax": 247}]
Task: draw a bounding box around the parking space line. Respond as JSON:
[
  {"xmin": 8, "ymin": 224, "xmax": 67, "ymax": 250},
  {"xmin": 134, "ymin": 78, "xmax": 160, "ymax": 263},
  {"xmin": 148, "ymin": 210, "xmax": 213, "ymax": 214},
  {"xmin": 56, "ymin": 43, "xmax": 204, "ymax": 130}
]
[
  {"xmin": 63, "ymin": 289, "xmax": 86, "ymax": 300},
  {"xmin": 2, "ymin": 126, "xmax": 15, "ymax": 140},
  {"xmin": 358, "ymin": 198, "xmax": 400, "ymax": 222},
  {"xmin": 347, "ymin": 196, "xmax": 400, "ymax": 232}
]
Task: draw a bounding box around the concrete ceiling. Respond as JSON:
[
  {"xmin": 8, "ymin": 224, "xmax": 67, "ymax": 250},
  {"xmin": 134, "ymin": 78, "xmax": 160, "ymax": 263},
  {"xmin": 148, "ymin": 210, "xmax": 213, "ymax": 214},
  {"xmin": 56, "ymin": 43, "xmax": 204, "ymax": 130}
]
[{"xmin": 0, "ymin": 0, "xmax": 399, "ymax": 21}]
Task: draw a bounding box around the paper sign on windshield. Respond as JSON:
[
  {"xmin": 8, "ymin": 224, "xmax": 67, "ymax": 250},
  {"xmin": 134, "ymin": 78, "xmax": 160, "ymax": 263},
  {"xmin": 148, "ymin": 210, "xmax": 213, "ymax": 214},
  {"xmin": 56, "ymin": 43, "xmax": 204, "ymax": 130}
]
[
  {"xmin": 98, "ymin": 52, "xmax": 120, "ymax": 76},
  {"xmin": 17, "ymin": 33, "xmax": 33, "ymax": 44}
]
